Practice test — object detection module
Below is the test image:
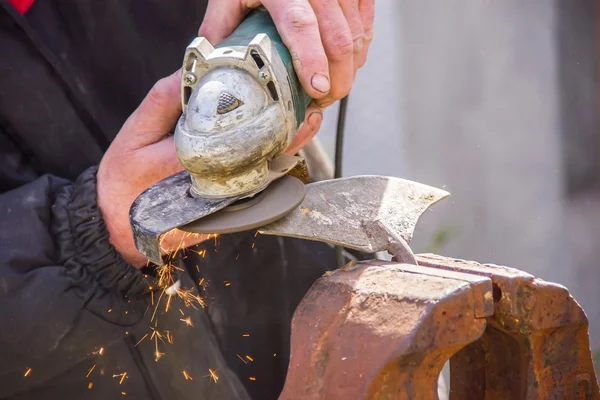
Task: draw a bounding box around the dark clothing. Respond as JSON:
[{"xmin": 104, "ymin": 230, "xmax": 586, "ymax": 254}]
[{"xmin": 0, "ymin": 1, "xmax": 338, "ymax": 399}]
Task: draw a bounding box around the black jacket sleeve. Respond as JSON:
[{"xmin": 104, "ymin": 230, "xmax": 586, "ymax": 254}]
[{"xmin": 0, "ymin": 164, "xmax": 153, "ymax": 397}]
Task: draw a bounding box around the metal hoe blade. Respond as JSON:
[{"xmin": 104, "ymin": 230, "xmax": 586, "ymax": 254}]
[
  {"xmin": 259, "ymin": 175, "xmax": 449, "ymax": 264},
  {"xmin": 130, "ymin": 171, "xmax": 237, "ymax": 265}
]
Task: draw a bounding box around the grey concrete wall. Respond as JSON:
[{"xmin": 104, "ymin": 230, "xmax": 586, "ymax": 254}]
[{"xmin": 317, "ymin": 0, "xmax": 600, "ymax": 355}]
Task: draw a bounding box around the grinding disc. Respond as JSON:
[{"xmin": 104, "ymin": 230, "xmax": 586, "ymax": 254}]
[{"xmin": 179, "ymin": 175, "xmax": 306, "ymax": 234}]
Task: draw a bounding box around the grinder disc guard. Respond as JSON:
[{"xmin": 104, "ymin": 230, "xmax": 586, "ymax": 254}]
[{"xmin": 179, "ymin": 175, "xmax": 306, "ymax": 234}]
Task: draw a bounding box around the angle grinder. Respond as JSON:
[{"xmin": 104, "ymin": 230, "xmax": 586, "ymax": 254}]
[{"xmin": 130, "ymin": 7, "xmax": 313, "ymax": 265}]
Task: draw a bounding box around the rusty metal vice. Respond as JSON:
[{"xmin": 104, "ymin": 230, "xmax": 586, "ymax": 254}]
[{"xmin": 278, "ymin": 254, "xmax": 599, "ymax": 399}]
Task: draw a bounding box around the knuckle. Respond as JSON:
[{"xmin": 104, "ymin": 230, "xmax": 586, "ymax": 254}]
[
  {"xmin": 327, "ymin": 29, "xmax": 354, "ymax": 58},
  {"xmin": 283, "ymin": 5, "xmax": 319, "ymax": 33}
]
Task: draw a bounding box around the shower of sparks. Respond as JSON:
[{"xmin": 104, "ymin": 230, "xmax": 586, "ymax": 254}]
[
  {"xmin": 113, "ymin": 372, "xmax": 128, "ymax": 385},
  {"xmin": 86, "ymin": 365, "xmax": 96, "ymax": 378},
  {"xmin": 134, "ymin": 334, "xmax": 148, "ymax": 347},
  {"xmin": 207, "ymin": 369, "xmax": 219, "ymax": 383},
  {"xmin": 176, "ymin": 287, "xmax": 205, "ymax": 309},
  {"xmin": 24, "ymin": 368, "xmax": 32, "ymax": 377},
  {"xmin": 236, "ymin": 354, "xmax": 248, "ymax": 364},
  {"xmin": 245, "ymin": 355, "xmax": 254, "ymax": 362},
  {"xmin": 180, "ymin": 317, "xmax": 193, "ymax": 327},
  {"xmin": 183, "ymin": 370, "xmax": 193, "ymax": 380},
  {"xmin": 88, "ymin": 382, "xmax": 94, "ymax": 389},
  {"xmin": 249, "ymin": 377, "xmax": 256, "ymax": 381}
]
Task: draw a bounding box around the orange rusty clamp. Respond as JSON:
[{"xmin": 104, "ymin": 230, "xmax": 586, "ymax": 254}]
[{"xmin": 279, "ymin": 254, "xmax": 599, "ymax": 399}]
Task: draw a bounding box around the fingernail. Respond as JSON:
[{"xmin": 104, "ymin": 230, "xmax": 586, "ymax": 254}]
[
  {"xmin": 308, "ymin": 111, "xmax": 323, "ymax": 129},
  {"xmin": 311, "ymin": 73, "xmax": 331, "ymax": 93}
]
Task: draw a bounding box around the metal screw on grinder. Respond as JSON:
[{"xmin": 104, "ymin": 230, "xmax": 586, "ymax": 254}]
[
  {"xmin": 258, "ymin": 70, "xmax": 270, "ymax": 81},
  {"xmin": 183, "ymin": 73, "xmax": 196, "ymax": 85}
]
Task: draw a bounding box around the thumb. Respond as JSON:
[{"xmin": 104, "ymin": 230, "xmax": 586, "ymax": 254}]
[
  {"xmin": 121, "ymin": 69, "xmax": 183, "ymax": 149},
  {"xmin": 198, "ymin": 0, "xmax": 252, "ymax": 45}
]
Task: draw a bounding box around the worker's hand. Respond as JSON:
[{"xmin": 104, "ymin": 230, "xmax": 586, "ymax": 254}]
[
  {"xmin": 97, "ymin": 70, "xmax": 206, "ymax": 268},
  {"xmin": 198, "ymin": 0, "xmax": 374, "ymax": 155}
]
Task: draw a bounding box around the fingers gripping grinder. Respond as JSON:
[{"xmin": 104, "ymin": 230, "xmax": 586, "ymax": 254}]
[{"xmin": 130, "ymin": 8, "xmax": 312, "ymax": 264}]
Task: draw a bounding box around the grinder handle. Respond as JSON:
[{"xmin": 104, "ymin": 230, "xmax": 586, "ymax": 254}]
[{"xmin": 216, "ymin": 7, "xmax": 313, "ymax": 128}]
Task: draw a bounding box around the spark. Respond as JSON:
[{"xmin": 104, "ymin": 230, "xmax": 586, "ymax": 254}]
[
  {"xmin": 108, "ymin": 309, "xmax": 112, "ymax": 313},
  {"xmin": 207, "ymin": 369, "xmax": 219, "ymax": 383},
  {"xmin": 254, "ymin": 230, "xmax": 259, "ymax": 238},
  {"xmin": 86, "ymin": 365, "xmax": 96, "ymax": 378},
  {"xmin": 224, "ymin": 281, "xmax": 231, "ymax": 287},
  {"xmin": 249, "ymin": 377, "xmax": 256, "ymax": 381},
  {"xmin": 245, "ymin": 355, "xmax": 254, "ymax": 362},
  {"xmin": 179, "ymin": 309, "xmax": 185, "ymax": 316},
  {"xmin": 165, "ymin": 295, "xmax": 173, "ymax": 312},
  {"xmin": 180, "ymin": 317, "xmax": 193, "ymax": 327},
  {"xmin": 151, "ymin": 291, "xmax": 154, "ymax": 305},
  {"xmin": 166, "ymin": 331, "xmax": 173, "ymax": 344},
  {"xmin": 199, "ymin": 278, "xmax": 208, "ymax": 290},
  {"xmin": 183, "ymin": 370, "xmax": 193, "ymax": 380},
  {"xmin": 154, "ymin": 335, "xmax": 164, "ymax": 362},
  {"xmin": 273, "ymin": 353, "xmax": 277, "ymax": 357},
  {"xmin": 236, "ymin": 254, "xmax": 240, "ymax": 260},
  {"xmin": 151, "ymin": 289, "xmax": 165, "ymax": 322},
  {"xmin": 113, "ymin": 372, "xmax": 128, "ymax": 385},
  {"xmin": 134, "ymin": 334, "xmax": 148, "ymax": 347},
  {"xmin": 189, "ymin": 249, "xmax": 207, "ymax": 258},
  {"xmin": 242, "ymin": 333, "xmax": 250, "ymax": 337},
  {"xmin": 88, "ymin": 382, "xmax": 94, "ymax": 389},
  {"xmin": 196, "ymin": 265, "xmax": 200, "ymax": 272},
  {"xmin": 236, "ymin": 354, "xmax": 248, "ymax": 364},
  {"xmin": 93, "ymin": 347, "xmax": 105, "ymax": 356},
  {"xmin": 24, "ymin": 368, "xmax": 32, "ymax": 377},
  {"xmin": 121, "ymin": 391, "xmax": 127, "ymax": 395},
  {"xmin": 251, "ymin": 242, "xmax": 255, "ymax": 249},
  {"xmin": 150, "ymin": 327, "xmax": 164, "ymax": 342}
]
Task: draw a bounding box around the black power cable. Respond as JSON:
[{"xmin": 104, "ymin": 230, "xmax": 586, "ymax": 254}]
[{"xmin": 334, "ymin": 96, "xmax": 349, "ymax": 268}]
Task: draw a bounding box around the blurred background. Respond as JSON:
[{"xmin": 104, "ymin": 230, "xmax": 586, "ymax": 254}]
[{"xmin": 316, "ymin": 0, "xmax": 600, "ymax": 366}]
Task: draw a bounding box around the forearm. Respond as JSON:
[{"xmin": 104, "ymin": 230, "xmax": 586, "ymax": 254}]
[{"xmin": 0, "ymin": 167, "xmax": 153, "ymax": 396}]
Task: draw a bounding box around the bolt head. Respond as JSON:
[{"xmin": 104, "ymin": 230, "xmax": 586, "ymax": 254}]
[{"xmin": 184, "ymin": 73, "xmax": 197, "ymax": 85}]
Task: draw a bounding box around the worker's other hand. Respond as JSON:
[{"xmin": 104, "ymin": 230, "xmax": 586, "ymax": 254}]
[
  {"xmin": 97, "ymin": 70, "xmax": 206, "ymax": 268},
  {"xmin": 198, "ymin": 0, "xmax": 374, "ymax": 155}
]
